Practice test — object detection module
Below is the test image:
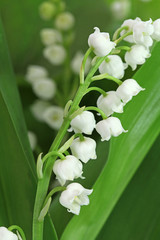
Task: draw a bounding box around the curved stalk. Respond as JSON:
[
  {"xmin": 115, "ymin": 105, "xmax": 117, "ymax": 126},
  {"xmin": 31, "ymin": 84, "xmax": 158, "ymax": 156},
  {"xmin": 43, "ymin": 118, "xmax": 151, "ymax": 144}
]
[{"xmin": 32, "ymin": 51, "xmax": 110, "ymax": 240}]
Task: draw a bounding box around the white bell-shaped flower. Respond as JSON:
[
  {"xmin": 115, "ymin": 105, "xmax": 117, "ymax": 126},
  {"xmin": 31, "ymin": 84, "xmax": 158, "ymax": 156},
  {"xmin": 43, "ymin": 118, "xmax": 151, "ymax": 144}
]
[
  {"xmin": 39, "ymin": 1, "xmax": 56, "ymax": 20},
  {"xmin": 120, "ymin": 18, "xmax": 141, "ymax": 43},
  {"xmin": 0, "ymin": 227, "xmax": 18, "ymax": 240},
  {"xmin": 152, "ymin": 19, "xmax": 160, "ymax": 41},
  {"xmin": 70, "ymin": 111, "xmax": 96, "ymax": 135},
  {"xmin": 99, "ymin": 55, "xmax": 127, "ymax": 79},
  {"xmin": 32, "ymin": 78, "xmax": 56, "ymax": 100},
  {"xmin": 70, "ymin": 137, "xmax": 97, "ymax": 163},
  {"xmin": 88, "ymin": 27, "xmax": 116, "ymax": 57},
  {"xmin": 28, "ymin": 131, "xmax": 37, "ymax": 150},
  {"xmin": 43, "ymin": 106, "xmax": 64, "ymax": 130},
  {"xmin": 26, "ymin": 65, "xmax": 48, "ymax": 84},
  {"xmin": 133, "ymin": 18, "xmax": 154, "ymax": 48},
  {"xmin": 40, "ymin": 28, "xmax": 62, "ymax": 46},
  {"xmin": 96, "ymin": 117, "xmax": 127, "ymax": 141},
  {"xmin": 59, "ymin": 183, "xmax": 93, "ymax": 215},
  {"xmin": 71, "ymin": 51, "xmax": 91, "ymax": 75},
  {"xmin": 43, "ymin": 44, "xmax": 66, "ymax": 65},
  {"xmin": 125, "ymin": 45, "xmax": 151, "ymax": 70},
  {"xmin": 30, "ymin": 100, "xmax": 50, "ymax": 122},
  {"xmin": 110, "ymin": 0, "xmax": 131, "ymax": 20},
  {"xmin": 55, "ymin": 12, "xmax": 75, "ymax": 31},
  {"xmin": 97, "ymin": 91, "xmax": 124, "ymax": 117},
  {"xmin": 53, "ymin": 155, "xmax": 83, "ymax": 186},
  {"xmin": 116, "ymin": 79, "xmax": 145, "ymax": 104}
]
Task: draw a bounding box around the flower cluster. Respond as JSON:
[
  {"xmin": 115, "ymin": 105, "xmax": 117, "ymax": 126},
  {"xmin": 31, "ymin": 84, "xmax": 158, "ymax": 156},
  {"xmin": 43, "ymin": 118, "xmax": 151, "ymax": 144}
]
[
  {"xmin": 25, "ymin": 1, "xmax": 78, "ymax": 133},
  {"xmin": 51, "ymin": 17, "xmax": 160, "ymax": 215},
  {"xmin": 25, "ymin": 65, "xmax": 64, "ymax": 131},
  {"xmin": 39, "ymin": 1, "xmax": 75, "ymax": 66}
]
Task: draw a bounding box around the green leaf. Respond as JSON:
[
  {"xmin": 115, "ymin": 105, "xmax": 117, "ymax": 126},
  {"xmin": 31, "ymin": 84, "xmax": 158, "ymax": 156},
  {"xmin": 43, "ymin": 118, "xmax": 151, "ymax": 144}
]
[
  {"xmin": 0, "ymin": 16, "xmax": 36, "ymax": 238},
  {"xmin": 0, "ymin": 17, "xmax": 58, "ymax": 239},
  {"xmin": 44, "ymin": 215, "xmax": 58, "ymax": 240},
  {"xmin": 61, "ymin": 43, "xmax": 160, "ymax": 240},
  {"xmin": 97, "ymin": 135, "xmax": 160, "ymax": 240}
]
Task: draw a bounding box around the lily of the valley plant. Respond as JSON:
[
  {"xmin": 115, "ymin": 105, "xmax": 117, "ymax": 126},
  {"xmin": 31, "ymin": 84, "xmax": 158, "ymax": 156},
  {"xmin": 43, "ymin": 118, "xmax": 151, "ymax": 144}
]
[{"xmin": 2, "ymin": 16, "xmax": 160, "ymax": 240}]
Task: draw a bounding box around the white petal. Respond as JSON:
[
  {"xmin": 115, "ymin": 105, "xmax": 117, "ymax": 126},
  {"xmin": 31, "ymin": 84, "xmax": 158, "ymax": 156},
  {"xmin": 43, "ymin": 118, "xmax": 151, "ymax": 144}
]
[
  {"xmin": 0, "ymin": 227, "xmax": 18, "ymax": 240},
  {"xmin": 88, "ymin": 27, "xmax": 116, "ymax": 57},
  {"xmin": 70, "ymin": 137, "xmax": 97, "ymax": 163},
  {"xmin": 32, "ymin": 78, "xmax": 56, "ymax": 100},
  {"xmin": 70, "ymin": 111, "xmax": 96, "ymax": 135},
  {"xmin": 43, "ymin": 106, "xmax": 64, "ymax": 130}
]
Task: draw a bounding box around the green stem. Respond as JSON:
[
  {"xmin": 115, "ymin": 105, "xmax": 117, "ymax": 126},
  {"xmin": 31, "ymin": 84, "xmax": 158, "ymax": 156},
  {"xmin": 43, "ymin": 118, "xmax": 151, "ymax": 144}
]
[
  {"xmin": 114, "ymin": 31, "xmax": 133, "ymax": 44},
  {"xmin": 116, "ymin": 46, "xmax": 131, "ymax": 51},
  {"xmin": 92, "ymin": 73, "xmax": 122, "ymax": 86},
  {"xmin": 85, "ymin": 106, "xmax": 107, "ymax": 120},
  {"xmin": 8, "ymin": 225, "xmax": 26, "ymax": 240},
  {"xmin": 74, "ymin": 133, "xmax": 85, "ymax": 141},
  {"xmin": 42, "ymin": 151, "xmax": 65, "ymax": 163},
  {"xmin": 85, "ymin": 87, "xmax": 107, "ymax": 97},
  {"xmin": 80, "ymin": 47, "xmax": 92, "ymax": 84},
  {"xmin": 112, "ymin": 26, "xmax": 129, "ymax": 41},
  {"xmin": 32, "ymin": 51, "xmax": 111, "ymax": 240},
  {"xmin": 43, "ymin": 186, "xmax": 66, "ymax": 208}
]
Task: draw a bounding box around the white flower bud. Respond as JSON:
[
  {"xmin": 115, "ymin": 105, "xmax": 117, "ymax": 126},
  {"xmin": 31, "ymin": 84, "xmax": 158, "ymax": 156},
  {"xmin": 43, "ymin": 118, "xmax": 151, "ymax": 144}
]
[
  {"xmin": 43, "ymin": 106, "xmax": 64, "ymax": 130},
  {"xmin": 59, "ymin": 183, "xmax": 93, "ymax": 215},
  {"xmin": 32, "ymin": 78, "xmax": 56, "ymax": 100},
  {"xmin": 133, "ymin": 18, "xmax": 154, "ymax": 48},
  {"xmin": 152, "ymin": 19, "xmax": 160, "ymax": 41},
  {"xmin": 55, "ymin": 12, "xmax": 75, "ymax": 31},
  {"xmin": 25, "ymin": 65, "xmax": 48, "ymax": 84},
  {"xmin": 0, "ymin": 227, "xmax": 18, "ymax": 240},
  {"xmin": 39, "ymin": 1, "xmax": 56, "ymax": 20},
  {"xmin": 28, "ymin": 131, "xmax": 37, "ymax": 150},
  {"xmin": 71, "ymin": 51, "xmax": 91, "ymax": 75},
  {"xmin": 30, "ymin": 100, "xmax": 50, "ymax": 122},
  {"xmin": 99, "ymin": 55, "xmax": 127, "ymax": 79},
  {"xmin": 121, "ymin": 18, "xmax": 140, "ymax": 43},
  {"xmin": 70, "ymin": 137, "xmax": 97, "ymax": 163},
  {"xmin": 125, "ymin": 45, "xmax": 151, "ymax": 70},
  {"xmin": 96, "ymin": 117, "xmax": 127, "ymax": 141},
  {"xmin": 53, "ymin": 156, "xmax": 83, "ymax": 186},
  {"xmin": 97, "ymin": 91, "xmax": 124, "ymax": 117},
  {"xmin": 43, "ymin": 45, "xmax": 66, "ymax": 65},
  {"xmin": 116, "ymin": 79, "xmax": 145, "ymax": 104},
  {"xmin": 40, "ymin": 28, "xmax": 62, "ymax": 46},
  {"xmin": 70, "ymin": 111, "xmax": 96, "ymax": 135},
  {"xmin": 110, "ymin": 0, "xmax": 131, "ymax": 20},
  {"xmin": 88, "ymin": 27, "xmax": 116, "ymax": 57}
]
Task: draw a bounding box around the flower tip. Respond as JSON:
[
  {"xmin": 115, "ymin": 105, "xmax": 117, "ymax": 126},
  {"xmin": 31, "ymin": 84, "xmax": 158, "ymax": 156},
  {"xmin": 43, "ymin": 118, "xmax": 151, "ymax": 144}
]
[
  {"xmin": 124, "ymin": 129, "xmax": 128, "ymax": 133},
  {"xmin": 93, "ymin": 27, "xmax": 100, "ymax": 33},
  {"xmin": 81, "ymin": 175, "xmax": 85, "ymax": 180},
  {"xmin": 68, "ymin": 127, "xmax": 73, "ymax": 132}
]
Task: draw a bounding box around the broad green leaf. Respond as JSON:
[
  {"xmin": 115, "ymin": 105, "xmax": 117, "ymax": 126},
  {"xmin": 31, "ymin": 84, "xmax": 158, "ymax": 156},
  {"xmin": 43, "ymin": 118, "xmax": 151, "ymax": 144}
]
[
  {"xmin": 44, "ymin": 215, "xmax": 58, "ymax": 240},
  {"xmin": 61, "ymin": 43, "xmax": 160, "ymax": 240},
  {"xmin": 0, "ymin": 16, "xmax": 36, "ymax": 238},
  {"xmin": 0, "ymin": 17, "xmax": 58, "ymax": 239},
  {"xmin": 97, "ymin": 135, "xmax": 160, "ymax": 240}
]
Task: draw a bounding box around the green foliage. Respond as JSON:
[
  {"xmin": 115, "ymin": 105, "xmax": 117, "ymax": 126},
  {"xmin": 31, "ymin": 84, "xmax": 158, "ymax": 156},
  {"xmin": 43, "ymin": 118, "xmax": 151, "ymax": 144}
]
[
  {"xmin": 97, "ymin": 135, "xmax": 160, "ymax": 240},
  {"xmin": 0, "ymin": 17, "xmax": 57, "ymax": 240},
  {"xmin": 0, "ymin": 17, "xmax": 36, "ymax": 238}
]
